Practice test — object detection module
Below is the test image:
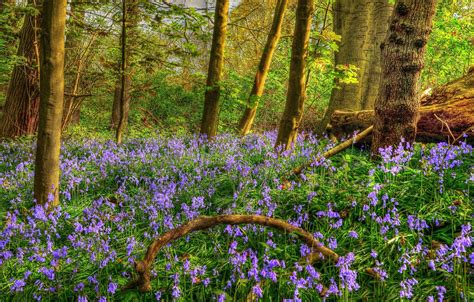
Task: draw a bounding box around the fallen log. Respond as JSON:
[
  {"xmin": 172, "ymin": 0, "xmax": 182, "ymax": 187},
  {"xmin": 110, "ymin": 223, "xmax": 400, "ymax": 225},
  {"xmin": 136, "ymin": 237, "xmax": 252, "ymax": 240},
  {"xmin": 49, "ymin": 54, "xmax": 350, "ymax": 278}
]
[
  {"xmin": 293, "ymin": 125, "xmax": 373, "ymax": 175},
  {"xmin": 330, "ymin": 68, "xmax": 474, "ymax": 144}
]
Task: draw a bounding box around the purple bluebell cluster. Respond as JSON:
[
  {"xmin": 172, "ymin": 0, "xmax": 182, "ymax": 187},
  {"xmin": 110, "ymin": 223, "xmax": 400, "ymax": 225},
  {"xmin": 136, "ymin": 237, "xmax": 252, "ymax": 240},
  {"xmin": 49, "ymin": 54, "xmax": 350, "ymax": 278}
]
[{"xmin": 0, "ymin": 133, "xmax": 472, "ymax": 301}]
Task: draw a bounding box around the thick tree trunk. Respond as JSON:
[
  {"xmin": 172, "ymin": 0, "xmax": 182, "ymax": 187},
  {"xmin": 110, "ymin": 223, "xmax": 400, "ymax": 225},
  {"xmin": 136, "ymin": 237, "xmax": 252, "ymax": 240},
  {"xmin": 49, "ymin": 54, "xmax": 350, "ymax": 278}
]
[
  {"xmin": 331, "ymin": 68, "xmax": 474, "ymax": 143},
  {"xmin": 237, "ymin": 0, "xmax": 289, "ymax": 136},
  {"xmin": 371, "ymin": 0, "xmax": 437, "ymax": 153},
  {"xmin": 116, "ymin": 0, "xmax": 138, "ymax": 144},
  {"xmin": 359, "ymin": 0, "xmax": 393, "ymax": 110},
  {"xmin": 274, "ymin": 0, "xmax": 313, "ymax": 150},
  {"xmin": 317, "ymin": 0, "xmax": 392, "ymax": 134},
  {"xmin": 200, "ymin": 0, "xmax": 229, "ymax": 138},
  {"xmin": 34, "ymin": 0, "xmax": 66, "ymax": 206},
  {"xmin": 0, "ymin": 0, "xmax": 41, "ymax": 138}
]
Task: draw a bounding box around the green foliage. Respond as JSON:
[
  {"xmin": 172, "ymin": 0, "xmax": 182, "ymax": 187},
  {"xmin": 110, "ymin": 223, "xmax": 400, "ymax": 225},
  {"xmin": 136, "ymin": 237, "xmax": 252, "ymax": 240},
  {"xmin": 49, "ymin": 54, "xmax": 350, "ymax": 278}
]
[{"xmin": 422, "ymin": 0, "xmax": 473, "ymax": 87}]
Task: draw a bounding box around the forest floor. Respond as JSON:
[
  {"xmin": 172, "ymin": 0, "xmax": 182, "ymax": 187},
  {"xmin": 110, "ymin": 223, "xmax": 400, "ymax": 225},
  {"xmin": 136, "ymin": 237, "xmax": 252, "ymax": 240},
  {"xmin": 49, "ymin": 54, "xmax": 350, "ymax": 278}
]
[{"xmin": 0, "ymin": 131, "xmax": 472, "ymax": 301}]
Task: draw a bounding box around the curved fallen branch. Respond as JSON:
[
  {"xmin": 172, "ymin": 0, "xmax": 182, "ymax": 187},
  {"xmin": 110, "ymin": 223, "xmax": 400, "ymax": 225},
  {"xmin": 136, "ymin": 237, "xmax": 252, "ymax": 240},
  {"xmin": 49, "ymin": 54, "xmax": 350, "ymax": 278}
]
[
  {"xmin": 293, "ymin": 125, "xmax": 374, "ymax": 175},
  {"xmin": 129, "ymin": 214, "xmax": 339, "ymax": 292}
]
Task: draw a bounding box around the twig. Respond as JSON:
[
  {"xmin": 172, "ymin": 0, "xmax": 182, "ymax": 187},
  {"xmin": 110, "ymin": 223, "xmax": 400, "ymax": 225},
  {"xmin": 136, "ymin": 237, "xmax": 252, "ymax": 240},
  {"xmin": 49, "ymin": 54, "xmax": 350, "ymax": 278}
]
[{"xmin": 434, "ymin": 114, "xmax": 456, "ymax": 143}]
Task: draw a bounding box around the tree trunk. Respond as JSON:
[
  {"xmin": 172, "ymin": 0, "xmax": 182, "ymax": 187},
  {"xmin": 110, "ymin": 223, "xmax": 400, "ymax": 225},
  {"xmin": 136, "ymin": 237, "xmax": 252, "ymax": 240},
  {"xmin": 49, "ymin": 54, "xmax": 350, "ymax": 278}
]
[
  {"xmin": 331, "ymin": 68, "xmax": 474, "ymax": 143},
  {"xmin": 34, "ymin": 0, "xmax": 66, "ymax": 206},
  {"xmin": 116, "ymin": 0, "xmax": 138, "ymax": 144},
  {"xmin": 111, "ymin": 79, "xmax": 121, "ymax": 129},
  {"xmin": 371, "ymin": 0, "xmax": 437, "ymax": 153},
  {"xmin": 237, "ymin": 0, "xmax": 289, "ymax": 136},
  {"xmin": 0, "ymin": 0, "xmax": 41, "ymax": 138},
  {"xmin": 359, "ymin": 0, "xmax": 393, "ymax": 110},
  {"xmin": 200, "ymin": 0, "xmax": 229, "ymax": 138},
  {"xmin": 317, "ymin": 0, "xmax": 392, "ymax": 134},
  {"xmin": 274, "ymin": 0, "xmax": 314, "ymax": 150},
  {"xmin": 62, "ymin": 0, "xmax": 85, "ymax": 129}
]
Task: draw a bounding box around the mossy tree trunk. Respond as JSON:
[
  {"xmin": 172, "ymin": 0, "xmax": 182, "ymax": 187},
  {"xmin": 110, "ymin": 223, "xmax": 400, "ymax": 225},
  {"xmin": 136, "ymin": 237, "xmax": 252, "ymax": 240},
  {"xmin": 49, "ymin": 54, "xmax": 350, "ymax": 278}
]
[
  {"xmin": 34, "ymin": 0, "xmax": 66, "ymax": 206},
  {"xmin": 371, "ymin": 0, "xmax": 437, "ymax": 153},
  {"xmin": 317, "ymin": 0, "xmax": 392, "ymax": 134},
  {"xmin": 274, "ymin": 0, "xmax": 314, "ymax": 150},
  {"xmin": 0, "ymin": 0, "xmax": 41, "ymax": 138},
  {"xmin": 200, "ymin": 0, "xmax": 229, "ymax": 138},
  {"xmin": 237, "ymin": 0, "xmax": 289, "ymax": 136},
  {"xmin": 116, "ymin": 0, "xmax": 138, "ymax": 144}
]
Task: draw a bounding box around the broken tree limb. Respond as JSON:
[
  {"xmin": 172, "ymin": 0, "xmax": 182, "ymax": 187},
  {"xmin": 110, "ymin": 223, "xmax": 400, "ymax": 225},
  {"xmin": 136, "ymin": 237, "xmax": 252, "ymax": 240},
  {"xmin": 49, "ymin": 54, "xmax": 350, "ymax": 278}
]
[
  {"xmin": 128, "ymin": 214, "xmax": 339, "ymax": 292},
  {"xmin": 330, "ymin": 68, "xmax": 474, "ymax": 144},
  {"xmin": 292, "ymin": 125, "xmax": 374, "ymax": 175}
]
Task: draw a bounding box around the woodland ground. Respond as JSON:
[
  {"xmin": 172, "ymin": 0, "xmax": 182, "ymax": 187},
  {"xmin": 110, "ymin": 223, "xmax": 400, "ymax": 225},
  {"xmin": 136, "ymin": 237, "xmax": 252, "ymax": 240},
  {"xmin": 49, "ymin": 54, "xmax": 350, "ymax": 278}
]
[{"xmin": 0, "ymin": 128, "xmax": 472, "ymax": 301}]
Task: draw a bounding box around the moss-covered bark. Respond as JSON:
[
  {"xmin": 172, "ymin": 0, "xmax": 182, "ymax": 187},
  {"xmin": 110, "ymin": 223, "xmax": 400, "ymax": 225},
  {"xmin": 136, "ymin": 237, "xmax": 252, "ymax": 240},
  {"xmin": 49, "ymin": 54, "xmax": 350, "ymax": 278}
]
[
  {"xmin": 34, "ymin": 0, "xmax": 66, "ymax": 206},
  {"xmin": 237, "ymin": 0, "xmax": 289, "ymax": 136},
  {"xmin": 116, "ymin": 0, "xmax": 139, "ymax": 144},
  {"xmin": 317, "ymin": 0, "xmax": 392, "ymax": 134},
  {"xmin": 274, "ymin": 0, "xmax": 313, "ymax": 150},
  {"xmin": 200, "ymin": 0, "xmax": 230, "ymax": 138}
]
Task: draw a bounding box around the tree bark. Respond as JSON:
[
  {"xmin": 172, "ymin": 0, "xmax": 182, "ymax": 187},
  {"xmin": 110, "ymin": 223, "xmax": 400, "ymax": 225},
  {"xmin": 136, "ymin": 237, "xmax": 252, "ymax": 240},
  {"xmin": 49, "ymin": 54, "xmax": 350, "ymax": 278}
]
[
  {"xmin": 331, "ymin": 68, "xmax": 474, "ymax": 144},
  {"xmin": 372, "ymin": 0, "xmax": 437, "ymax": 153},
  {"xmin": 116, "ymin": 0, "xmax": 138, "ymax": 144},
  {"xmin": 0, "ymin": 0, "xmax": 41, "ymax": 138},
  {"xmin": 274, "ymin": 0, "xmax": 314, "ymax": 150},
  {"xmin": 62, "ymin": 0, "xmax": 85, "ymax": 129},
  {"xmin": 200, "ymin": 0, "xmax": 229, "ymax": 138},
  {"xmin": 237, "ymin": 0, "xmax": 289, "ymax": 136},
  {"xmin": 317, "ymin": 0, "xmax": 392, "ymax": 134},
  {"xmin": 111, "ymin": 79, "xmax": 121, "ymax": 129},
  {"xmin": 34, "ymin": 0, "xmax": 66, "ymax": 206}
]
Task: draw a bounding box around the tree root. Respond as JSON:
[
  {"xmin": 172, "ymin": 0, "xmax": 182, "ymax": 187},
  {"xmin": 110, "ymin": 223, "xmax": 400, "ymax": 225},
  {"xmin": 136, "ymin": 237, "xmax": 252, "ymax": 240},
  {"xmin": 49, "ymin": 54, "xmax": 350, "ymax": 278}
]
[{"xmin": 127, "ymin": 214, "xmax": 339, "ymax": 292}]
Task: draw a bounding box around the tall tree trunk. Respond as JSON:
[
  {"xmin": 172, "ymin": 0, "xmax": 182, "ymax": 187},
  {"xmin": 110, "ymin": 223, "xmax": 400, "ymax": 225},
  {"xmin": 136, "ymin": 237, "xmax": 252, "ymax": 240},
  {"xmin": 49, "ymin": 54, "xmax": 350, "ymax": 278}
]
[
  {"xmin": 0, "ymin": 0, "xmax": 41, "ymax": 138},
  {"xmin": 371, "ymin": 0, "xmax": 437, "ymax": 153},
  {"xmin": 62, "ymin": 0, "xmax": 85, "ymax": 129},
  {"xmin": 237, "ymin": 0, "xmax": 289, "ymax": 136},
  {"xmin": 359, "ymin": 0, "xmax": 393, "ymax": 110},
  {"xmin": 111, "ymin": 79, "xmax": 121, "ymax": 129},
  {"xmin": 317, "ymin": 0, "xmax": 392, "ymax": 134},
  {"xmin": 34, "ymin": 0, "xmax": 66, "ymax": 206},
  {"xmin": 116, "ymin": 0, "xmax": 138, "ymax": 144},
  {"xmin": 274, "ymin": 0, "xmax": 314, "ymax": 150},
  {"xmin": 200, "ymin": 0, "xmax": 229, "ymax": 138}
]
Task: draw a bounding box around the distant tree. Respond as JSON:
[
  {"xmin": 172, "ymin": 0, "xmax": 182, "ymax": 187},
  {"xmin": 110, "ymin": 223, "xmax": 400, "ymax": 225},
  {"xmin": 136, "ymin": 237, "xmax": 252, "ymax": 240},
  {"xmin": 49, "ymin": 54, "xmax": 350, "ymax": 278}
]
[
  {"xmin": 274, "ymin": 0, "xmax": 314, "ymax": 150},
  {"xmin": 372, "ymin": 0, "xmax": 437, "ymax": 153},
  {"xmin": 62, "ymin": 0, "xmax": 86, "ymax": 129},
  {"xmin": 116, "ymin": 0, "xmax": 139, "ymax": 143},
  {"xmin": 238, "ymin": 0, "xmax": 289, "ymax": 136},
  {"xmin": 0, "ymin": 0, "xmax": 41, "ymax": 138},
  {"xmin": 317, "ymin": 0, "xmax": 392, "ymax": 134},
  {"xmin": 34, "ymin": 0, "xmax": 67, "ymax": 205},
  {"xmin": 200, "ymin": 0, "xmax": 229, "ymax": 138},
  {"xmin": 111, "ymin": 78, "xmax": 121, "ymax": 129}
]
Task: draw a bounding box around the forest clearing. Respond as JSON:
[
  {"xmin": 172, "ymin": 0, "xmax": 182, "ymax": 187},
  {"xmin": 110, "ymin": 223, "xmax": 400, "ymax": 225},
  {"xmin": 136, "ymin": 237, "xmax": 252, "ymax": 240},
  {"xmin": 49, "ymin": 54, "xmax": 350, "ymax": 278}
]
[{"xmin": 0, "ymin": 0, "xmax": 472, "ymax": 301}]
